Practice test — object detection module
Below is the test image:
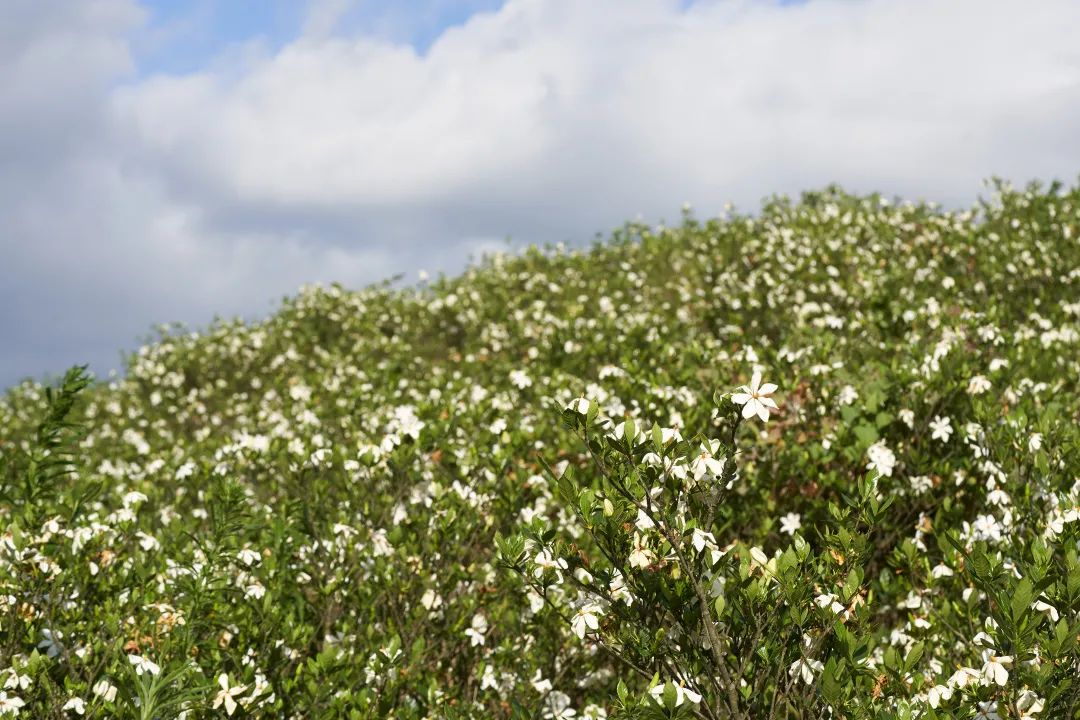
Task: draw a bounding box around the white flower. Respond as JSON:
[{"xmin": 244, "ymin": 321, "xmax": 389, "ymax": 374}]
[
  {"xmin": 968, "ymin": 375, "xmax": 992, "ymax": 395},
  {"xmin": 543, "ymin": 690, "xmax": 577, "ymax": 719},
  {"xmin": 92, "ymin": 680, "xmax": 117, "ymax": 702},
  {"xmin": 837, "ymin": 385, "xmax": 859, "ymax": 406},
  {"xmin": 122, "ymin": 491, "xmax": 148, "ymax": 507},
  {"xmin": 948, "ymin": 666, "xmax": 981, "ymax": 688},
  {"xmin": 690, "ymin": 528, "xmax": 717, "ymax": 553},
  {"xmin": 608, "ymin": 421, "xmax": 645, "ymax": 445},
  {"xmin": 975, "ymin": 700, "xmax": 1001, "ymax": 720},
  {"xmin": 929, "ymin": 416, "xmax": 953, "ymax": 443},
  {"xmin": 128, "ymin": 654, "xmax": 161, "ymax": 677},
  {"xmin": 1017, "ymin": 690, "xmax": 1045, "ymax": 718},
  {"xmin": 0, "ymin": 692, "xmax": 25, "ymax": 716},
  {"xmin": 570, "ymin": 604, "xmax": 602, "ymax": 639},
  {"xmin": 866, "ymin": 441, "xmax": 897, "ymax": 477},
  {"xmin": 420, "ymin": 589, "xmax": 443, "ymax": 611},
  {"xmin": 509, "ymin": 370, "xmax": 532, "ymax": 389},
  {"xmin": 814, "ymin": 593, "xmax": 845, "ymax": 615},
  {"xmin": 788, "ymin": 658, "xmax": 823, "ymax": 684},
  {"xmin": 608, "ymin": 572, "xmax": 633, "ymax": 605},
  {"xmin": 136, "ymin": 531, "xmax": 161, "ymax": 552},
  {"xmin": 628, "ymin": 533, "xmax": 655, "ymax": 570},
  {"xmin": 236, "ymin": 548, "xmax": 262, "ymax": 566},
  {"xmin": 212, "ymin": 674, "xmax": 247, "ymax": 716},
  {"xmin": 1032, "ymin": 598, "xmax": 1059, "ymax": 622},
  {"xmin": 565, "ymin": 397, "xmax": 591, "ymax": 415},
  {"xmin": 930, "ymin": 563, "xmax": 954, "ymax": 579},
  {"xmin": 480, "ymin": 664, "xmax": 499, "ymax": 691},
  {"xmin": 690, "ymin": 444, "xmax": 726, "ymax": 482},
  {"xmin": 779, "ymin": 513, "xmax": 801, "ymax": 535},
  {"xmin": 648, "ymin": 681, "xmax": 702, "ymax": 707},
  {"xmin": 531, "ymin": 669, "xmax": 552, "ymax": 694},
  {"xmin": 62, "ymin": 697, "xmax": 86, "ymax": 715},
  {"xmin": 465, "ymin": 613, "xmax": 488, "ymax": 647},
  {"xmin": 533, "ymin": 549, "xmax": 569, "ymax": 582},
  {"xmin": 1028, "ymin": 433, "xmax": 1043, "ymax": 452},
  {"xmin": 927, "ymin": 684, "xmax": 952, "ymax": 708},
  {"xmin": 731, "ymin": 372, "xmax": 779, "ymax": 422},
  {"xmin": 980, "ymin": 650, "xmax": 1012, "ymax": 686}
]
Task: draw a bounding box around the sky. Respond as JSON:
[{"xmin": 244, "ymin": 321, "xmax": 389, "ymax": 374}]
[{"xmin": 2, "ymin": 0, "xmax": 1079, "ymax": 388}]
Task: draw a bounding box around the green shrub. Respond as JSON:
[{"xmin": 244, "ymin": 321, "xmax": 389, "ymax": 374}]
[{"xmin": 1, "ymin": 179, "xmax": 1078, "ymax": 718}]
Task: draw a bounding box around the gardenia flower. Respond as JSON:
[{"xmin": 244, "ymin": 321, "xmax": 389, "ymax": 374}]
[
  {"xmin": 570, "ymin": 604, "xmax": 603, "ymax": 639},
  {"xmin": 543, "ymin": 690, "xmax": 577, "ymax": 719},
  {"xmin": 948, "ymin": 665, "xmax": 981, "ymax": 688},
  {"xmin": 648, "ymin": 681, "xmax": 702, "ymax": 707},
  {"xmin": 731, "ymin": 372, "xmax": 779, "ymax": 422},
  {"xmin": 0, "ymin": 692, "xmax": 25, "ymax": 715},
  {"xmin": 628, "ymin": 534, "xmax": 655, "ymax": 570},
  {"xmin": 837, "ymin": 385, "xmax": 859, "ymax": 406},
  {"xmin": 814, "ymin": 593, "xmax": 845, "ymax": 615},
  {"xmin": 788, "ymin": 658, "xmax": 824, "ymax": 684},
  {"xmin": 62, "ymin": 697, "xmax": 86, "ymax": 715},
  {"xmin": 565, "ymin": 397, "xmax": 590, "ymax": 415},
  {"xmin": 128, "ymin": 654, "xmax": 161, "ymax": 677},
  {"xmin": 930, "ymin": 563, "xmax": 954, "ymax": 579},
  {"xmin": 980, "ymin": 649, "xmax": 1012, "ymax": 686},
  {"xmin": 212, "ymin": 674, "xmax": 247, "ymax": 716},
  {"xmin": 968, "ymin": 375, "xmax": 992, "ymax": 395},
  {"xmin": 866, "ymin": 441, "xmax": 897, "ymax": 477},
  {"xmin": 690, "ymin": 528, "xmax": 717, "ymax": 554},
  {"xmin": 465, "ymin": 613, "xmax": 488, "ymax": 647},
  {"xmin": 1017, "ymin": 690, "xmax": 1045, "ymax": 718},
  {"xmin": 533, "ymin": 549, "xmax": 569, "ymax": 582},
  {"xmin": 92, "ymin": 680, "xmax": 117, "ymax": 702},
  {"xmin": 608, "ymin": 421, "xmax": 645, "ymax": 445},
  {"xmin": 779, "ymin": 512, "xmax": 801, "ymax": 535},
  {"xmin": 691, "ymin": 444, "xmax": 725, "ymax": 483},
  {"xmin": 927, "ymin": 684, "xmax": 953, "ymax": 708},
  {"xmin": 1032, "ymin": 598, "xmax": 1059, "ymax": 622},
  {"xmin": 929, "ymin": 416, "xmax": 953, "ymax": 443},
  {"xmin": 480, "ymin": 664, "xmax": 499, "ymax": 691}
]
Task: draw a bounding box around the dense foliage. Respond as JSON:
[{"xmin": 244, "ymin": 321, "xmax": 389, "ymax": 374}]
[{"xmin": 1, "ymin": 180, "xmax": 1079, "ymax": 718}]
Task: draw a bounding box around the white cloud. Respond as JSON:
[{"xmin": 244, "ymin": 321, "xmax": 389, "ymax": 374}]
[
  {"xmin": 114, "ymin": 0, "xmax": 1080, "ymax": 214},
  {"xmin": 3, "ymin": 0, "xmax": 1080, "ymax": 384}
]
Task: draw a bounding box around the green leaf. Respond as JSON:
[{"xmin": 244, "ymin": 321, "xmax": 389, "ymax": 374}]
[
  {"xmin": 853, "ymin": 423, "xmax": 878, "ymax": 445},
  {"xmin": 1010, "ymin": 577, "xmax": 1034, "ymax": 623},
  {"xmin": 904, "ymin": 641, "xmax": 924, "ymax": 671}
]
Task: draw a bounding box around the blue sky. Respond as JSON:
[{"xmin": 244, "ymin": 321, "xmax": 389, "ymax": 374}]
[
  {"xmin": 133, "ymin": 0, "xmax": 808, "ymax": 77},
  {"xmin": 135, "ymin": 1, "xmax": 304, "ymax": 75},
  {"xmin": 2, "ymin": 0, "xmax": 1079, "ymax": 388},
  {"xmin": 135, "ymin": 0, "xmax": 510, "ymax": 76}
]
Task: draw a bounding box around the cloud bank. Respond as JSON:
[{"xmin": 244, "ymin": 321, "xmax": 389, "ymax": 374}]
[{"xmin": 3, "ymin": 0, "xmax": 1079, "ymax": 386}]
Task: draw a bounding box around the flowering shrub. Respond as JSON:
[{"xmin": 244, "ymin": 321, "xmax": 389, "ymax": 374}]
[{"xmin": 1, "ymin": 180, "xmax": 1079, "ymax": 717}]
